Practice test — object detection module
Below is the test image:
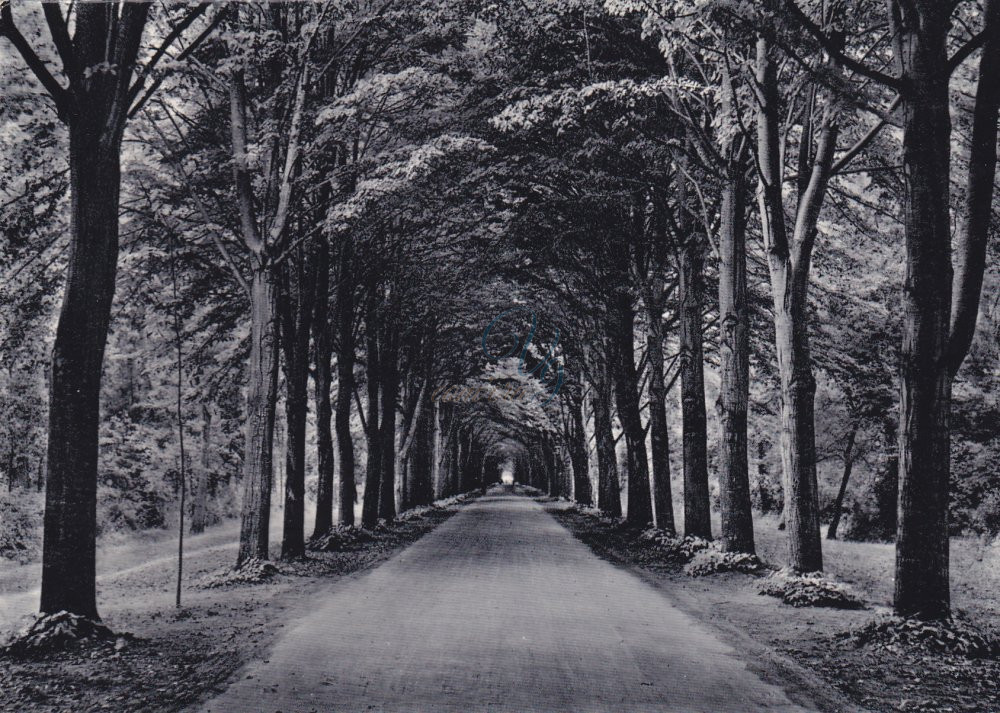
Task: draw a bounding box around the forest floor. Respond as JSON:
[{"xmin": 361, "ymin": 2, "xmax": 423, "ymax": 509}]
[
  {"xmin": 0, "ymin": 499, "xmax": 468, "ymax": 713},
  {"xmin": 551, "ymin": 503, "xmax": 1000, "ymax": 713}
]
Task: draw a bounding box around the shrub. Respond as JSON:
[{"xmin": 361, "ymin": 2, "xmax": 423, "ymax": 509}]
[
  {"xmin": 757, "ymin": 568, "xmax": 866, "ymax": 609},
  {"xmin": 638, "ymin": 529, "xmax": 712, "ymax": 565},
  {"xmin": 307, "ymin": 525, "xmax": 375, "ymax": 552},
  {"xmin": 199, "ymin": 559, "xmax": 280, "ymax": 588},
  {"xmin": 843, "ymin": 615, "xmax": 999, "ymax": 658},
  {"xmin": 1, "ymin": 611, "xmax": 119, "ymax": 658},
  {"xmin": 683, "ymin": 548, "xmax": 764, "ymax": 576}
]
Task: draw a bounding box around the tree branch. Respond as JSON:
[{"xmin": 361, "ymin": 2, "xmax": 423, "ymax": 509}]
[
  {"xmin": 41, "ymin": 2, "xmax": 79, "ymax": 83},
  {"xmin": 144, "ymin": 106, "xmax": 252, "ymax": 298},
  {"xmin": 948, "ymin": 29, "xmax": 987, "ymax": 75},
  {"xmin": 0, "ymin": 0, "xmax": 72, "ymax": 120},
  {"xmin": 126, "ymin": 3, "xmax": 216, "ymax": 113},
  {"xmin": 230, "ymin": 69, "xmax": 265, "ymax": 256},
  {"xmin": 830, "ymin": 95, "xmax": 902, "ymax": 176},
  {"xmin": 107, "ymin": 2, "xmax": 151, "ymax": 138},
  {"xmin": 783, "ymin": 0, "xmax": 903, "ymax": 90},
  {"xmin": 949, "ymin": 0, "xmax": 1000, "ymax": 376}
]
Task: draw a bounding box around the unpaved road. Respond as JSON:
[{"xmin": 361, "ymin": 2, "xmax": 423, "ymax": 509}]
[{"xmin": 198, "ymin": 494, "xmax": 816, "ymax": 713}]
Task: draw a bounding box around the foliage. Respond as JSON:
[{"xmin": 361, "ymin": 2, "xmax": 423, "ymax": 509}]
[
  {"xmin": 757, "ymin": 568, "xmax": 866, "ymax": 609},
  {"xmin": 307, "ymin": 525, "xmax": 376, "ymax": 552},
  {"xmin": 1, "ymin": 612, "xmax": 119, "ymax": 659},
  {"xmin": 0, "ymin": 490, "xmax": 42, "ymax": 564},
  {"xmin": 199, "ymin": 559, "xmax": 280, "ymax": 589},
  {"xmin": 843, "ymin": 615, "xmax": 1000, "ymax": 659},
  {"xmin": 683, "ymin": 548, "xmax": 765, "ymax": 577},
  {"xmin": 637, "ymin": 529, "xmax": 712, "ymax": 564}
]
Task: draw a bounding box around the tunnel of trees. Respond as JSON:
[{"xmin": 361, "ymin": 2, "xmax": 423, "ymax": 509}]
[{"xmin": 1, "ymin": 0, "xmax": 999, "ymax": 635}]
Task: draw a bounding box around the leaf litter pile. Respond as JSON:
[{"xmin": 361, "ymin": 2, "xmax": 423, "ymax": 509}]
[
  {"xmin": 757, "ymin": 568, "xmax": 866, "ymax": 609},
  {"xmin": 842, "ymin": 614, "xmax": 998, "ymax": 658},
  {"xmin": 1, "ymin": 611, "xmax": 129, "ymax": 659}
]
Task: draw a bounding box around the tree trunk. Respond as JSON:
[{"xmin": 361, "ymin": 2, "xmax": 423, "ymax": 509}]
[
  {"xmin": 612, "ymin": 292, "xmax": 653, "ymax": 527},
  {"xmin": 544, "ymin": 439, "xmax": 558, "ymax": 497},
  {"xmin": 892, "ymin": 2, "xmax": 953, "ymax": 620},
  {"xmin": 236, "ymin": 267, "xmax": 280, "ymax": 567},
  {"xmin": 409, "ymin": 404, "xmax": 434, "ymax": 507},
  {"xmin": 678, "ymin": 231, "xmax": 711, "ymax": 539},
  {"xmin": 948, "ymin": 0, "xmax": 1000, "ymax": 376},
  {"xmin": 335, "ymin": 241, "xmax": 356, "ymax": 526},
  {"xmin": 191, "ymin": 404, "xmax": 212, "ymax": 535},
  {"xmin": 592, "ymin": 339, "xmax": 622, "ymax": 517},
  {"xmin": 378, "ymin": 330, "xmax": 399, "ymax": 521},
  {"xmin": 643, "ymin": 284, "xmax": 676, "ymax": 533},
  {"xmin": 361, "ymin": 311, "xmax": 382, "ymax": 529},
  {"xmin": 715, "ymin": 144, "xmax": 756, "ymax": 555},
  {"xmin": 432, "ymin": 401, "xmax": 444, "ymax": 499},
  {"xmin": 40, "ymin": 129, "xmax": 123, "ymax": 619},
  {"xmin": 278, "ymin": 248, "xmax": 315, "ymax": 560},
  {"xmin": 28, "ymin": 0, "xmax": 151, "ymax": 622},
  {"xmin": 773, "ymin": 303, "xmax": 823, "ymax": 570},
  {"xmin": 312, "ymin": 238, "xmax": 335, "ymax": 538},
  {"xmin": 407, "ymin": 371, "xmax": 435, "ymax": 507},
  {"xmin": 568, "ymin": 390, "xmax": 593, "ymax": 506},
  {"xmin": 397, "ymin": 366, "xmax": 425, "ymax": 511},
  {"xmin": 756, "ymin": 34, "xmax": 831, "ymax": 573},
  {"xmin": 827, "ymin": 425, "xmax": 857, "ymax": 541}
]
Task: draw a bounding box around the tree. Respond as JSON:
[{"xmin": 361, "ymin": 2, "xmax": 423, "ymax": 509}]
[
  {"xmin": 0, "ymin": 0, "xmax": 215, "ymax": 619},
  {"xmin": 786, "ymin": 0, "xmax": 1000, "ymax": 617},
  {"xmin": 752, "ymin": 4, "xmax": 841, "ymax": 572}
]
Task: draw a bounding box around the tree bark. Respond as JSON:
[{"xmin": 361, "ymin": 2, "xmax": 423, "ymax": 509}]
[
  {"xmin": 32, "ymin": 2, "xmax": 151, "ymax": 620},
  {"xmin": 612, "ymin": 291, "xmax": 653, "ymax": 527},
  {"xmin": 278, "ymin": 249, "xmax": 315, "ymax": 560},
  {"xmin": 715, "ymin": 143, "xmax": 756, "ymax": 555},
  {"xmin": 378, "ymin": 328, "xmax": 399, "ymax": 521},
  {"xmin": 827, "ymin": 425, "xmax": 857, "ymax": 541},
  {"xmin": 891, "ymin": 1, "xmax": 954, "ymax": 620},
  {"xmin": 643, "ymin": 283, "xmax": 676, "ymax": 533},
  {"xmin": 361, "ymin": 305, "xmax": 382, "ymax": 529},
  {"xmin": 312, "ymin": 238, "xmax": 335, "ymax": 538},
  {"xmin": 568, "ymin": 389, "xmax": 593, "ymax": 506},
  {"xmin": 335, "ymin": 240, "xmax": 356, "ymax": 526},
  {"xmin": 678, "ymin": 229, "xmax": 711, "ymax": 539},
  {"xmin": 236, "ymin": 268, "xmax": 280, "ymax": 566},
  {"xmin": 41, "ymin": 130, "xmax": 122, "ymax": 619},
  {"xmin": 592, "ymin": 339, "xmax": 622, "ymax": 517},
  {"xmin": 191, "ymin": 404, "xmax": 213, "ymax": 535},
  {"xmin": 755, "ymin": 34, "xmax": 835, "ymax": 572}
]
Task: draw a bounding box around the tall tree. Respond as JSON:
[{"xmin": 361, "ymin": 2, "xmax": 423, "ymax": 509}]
[
  {"xmin": 753, "ymin": 7, "xmax": 840, "ymax": 572},
  {"xmin": 612, "ymin": 286, "xmax": 654, "ymax": 527},
  {"xmin": 786, "ymin": 0, "xmax": 1000, "ymax": 617},
  {"xmin": 311, "ymin": 237, "xmax": 336, "ymax": 538},
  {"xmin": 277, "ymin": 244, "xmax": 317, "ymax": 559},
  {"xmin": 0, "ymin": 0, "xmax": 214, "ymax": 618},
  {"xmin": 674, "ymin": 185, "xmax": 711, "ymax": 539}
]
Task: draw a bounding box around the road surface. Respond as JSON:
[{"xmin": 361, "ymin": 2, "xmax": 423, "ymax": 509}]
[{"xmin": 197, "ymin": 493, "xmax": 816, "ymax": 713}]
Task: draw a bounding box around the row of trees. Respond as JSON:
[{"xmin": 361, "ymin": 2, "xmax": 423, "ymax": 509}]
[{"xmin": 2, "ymin": 0, "xmax": 998, "ymax": 627}]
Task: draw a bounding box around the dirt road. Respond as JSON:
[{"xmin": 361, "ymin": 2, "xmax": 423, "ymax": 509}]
[{"xmin": 197, "ymin": 494, "xmax": 816, "ymax": 713}]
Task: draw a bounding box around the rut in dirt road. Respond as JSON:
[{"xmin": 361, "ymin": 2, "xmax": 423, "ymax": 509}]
[{"xmin": 197, "ymin": 494, "xmax": 816, "ymax": 713}]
